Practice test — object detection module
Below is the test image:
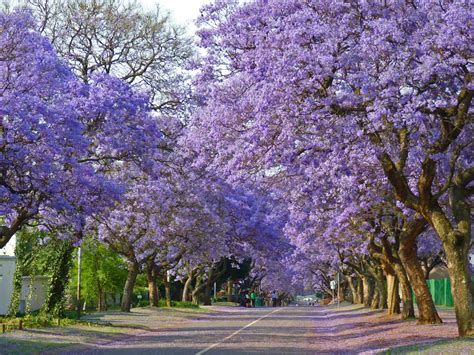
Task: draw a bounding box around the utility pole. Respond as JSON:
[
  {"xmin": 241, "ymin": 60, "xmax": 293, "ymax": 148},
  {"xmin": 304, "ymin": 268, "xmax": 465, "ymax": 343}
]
[
  {"xmin": 76, "ymin": 247, "xmax": 82, "ymax": 319},
  {"xmin": 330, "ymin": 278, "xmax": 336, "ymax": 303},
  {"xmin": 337, "ymin": 271, "xmax": 340, "ymax": 308}
]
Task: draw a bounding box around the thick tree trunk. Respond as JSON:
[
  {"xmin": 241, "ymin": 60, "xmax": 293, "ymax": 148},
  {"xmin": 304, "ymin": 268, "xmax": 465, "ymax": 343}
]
[
  {"xmin": 182, "ymin": 273, "xmax": 194, "ymax": 302},
  {"xmin": 383, "ymin": 152, "xmax": 472, "ymax": 334},
  {"xmin": 362, "ymin": 276, "xmax": 373, "ymax": 307},
  {"xmin": 442, "ymin": 234, "xmax": 473, "ymax": 336},
  {"xmin": 192, "ymin": 277, "xmax": 202, "ymax": 305},
  {"xmin": 121, "ymin": 260, "xmax": 139, "ymax": 312},
  {"xmin": 392, "ymin": 263, "xmax": 415, "ymax": 319},
  {"xmin": 191, "ymin": 292, "xmax": 199, "ymax": 305},
  {"xmin": 148, "ymin": 278, "xmax": 159, "ymax": 307},
  {"xmin": 428, "ymin": 197, "xmax": 473, "ymax": 336},
  {"xmin": 386, "ymin": 274, "xmax": 400, "ymax": 315},
  {"xmin": 371, "ymin": 289, "xmax": 380, "ymax": 309},
  {"xmin": 373, "ymin": 268, "xmax": 387, "ymax": 309},
  {"xmin": 399, "ymin": 229, "xmax": 441, "ymax": 324},
  {"xmin": 162, "ymin": 276, "xmax": 172, "ymax": 307},
  {"xmin": 346, "ymin": 276, "xmax": 358, "ymax": 304},
  {"xmin": 165, "ymin": 285, "xmax": 171, "ymax": 307},
  {"xmin": 147, "ymin": 265, "xmax": 159, "ymax": 307}
]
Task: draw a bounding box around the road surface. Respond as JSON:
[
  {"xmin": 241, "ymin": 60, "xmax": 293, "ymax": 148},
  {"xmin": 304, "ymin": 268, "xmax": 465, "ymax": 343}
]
[
  {"xmin": 65, "ymin": 306, "xmax": 329, "ymax": 354},
  {"xmin": 3, "ymin": 304, "xmax": 469, "ymax": 354}
]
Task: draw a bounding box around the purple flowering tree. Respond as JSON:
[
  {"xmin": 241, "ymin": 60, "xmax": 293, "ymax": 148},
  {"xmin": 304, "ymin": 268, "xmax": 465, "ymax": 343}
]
[
  {"xmin": 189, "ymin": 0, "xmax": 473, "ymax": 335},
  {"xmin": 0, "ymin": 11, "xmax": 93, "ymax": 248}
]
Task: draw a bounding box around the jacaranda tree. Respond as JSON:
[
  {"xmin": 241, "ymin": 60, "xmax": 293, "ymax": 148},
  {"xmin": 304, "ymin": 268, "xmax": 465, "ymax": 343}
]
[{"xmin": 189, "ymin": 0, "xmax": 473, "ymax": 336}]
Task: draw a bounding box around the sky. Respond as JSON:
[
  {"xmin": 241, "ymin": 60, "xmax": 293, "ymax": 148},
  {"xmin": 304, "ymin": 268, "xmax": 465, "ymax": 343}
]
[{"xmin": 139, "ymin": 0, "xmax": 212, "ymax": 33}]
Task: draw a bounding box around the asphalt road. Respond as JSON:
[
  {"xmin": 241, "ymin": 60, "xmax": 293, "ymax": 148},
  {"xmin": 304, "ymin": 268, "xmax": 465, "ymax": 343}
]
[
  {"xmin": 39, "ymin": 304, "xmax": 472, "ymax": 354},
  {"xmin": 68, "ymin": 306, "xmax": 327, "ymax": 354}
]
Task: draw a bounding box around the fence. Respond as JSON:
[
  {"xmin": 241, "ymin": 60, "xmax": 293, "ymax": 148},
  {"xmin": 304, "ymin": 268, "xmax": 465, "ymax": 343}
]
[{"xmin": 414, "ymin": 276, "xmax": 474, "ymax": 307}]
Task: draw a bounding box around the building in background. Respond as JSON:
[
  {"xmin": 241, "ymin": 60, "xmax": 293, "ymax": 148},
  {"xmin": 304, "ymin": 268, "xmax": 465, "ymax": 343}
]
[{"xmin": 0, "ymin": 236, "xmax": 48, "ymax": 315}]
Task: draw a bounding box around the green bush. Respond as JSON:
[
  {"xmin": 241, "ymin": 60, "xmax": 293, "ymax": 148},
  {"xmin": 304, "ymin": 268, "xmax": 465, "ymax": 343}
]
[
  {"xmin": 212, "ymin": 297, "xmax": 228, "ymax": 303},
  {"xmin": 135, "ymin": 299, "xmax": 150, "ymax": 308},
  {"xmin": 174, "ymin": 301, "xmax": 199, "ymax": 308}
]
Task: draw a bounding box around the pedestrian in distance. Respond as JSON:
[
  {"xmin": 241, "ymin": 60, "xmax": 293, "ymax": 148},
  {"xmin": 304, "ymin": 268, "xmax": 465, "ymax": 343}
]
[
  {"xmin": 250, "ymin": 290, "xmax": 256, "ymax": 307},
  {"xmin": 245, "ymin": 291, "xmax": 251, "ymax": 307}
]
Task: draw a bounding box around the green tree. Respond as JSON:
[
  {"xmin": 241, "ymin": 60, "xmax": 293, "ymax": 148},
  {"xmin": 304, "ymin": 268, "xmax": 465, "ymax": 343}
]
[{"xmin": 70, "ymin": 237, "xmax": 128, "ymax": 311}]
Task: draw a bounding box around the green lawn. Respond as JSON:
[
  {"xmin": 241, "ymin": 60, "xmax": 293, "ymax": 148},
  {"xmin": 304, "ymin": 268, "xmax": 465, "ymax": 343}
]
[{"xmin": 385, "ymin": 337, "xmax": 474, "ymax": 354}]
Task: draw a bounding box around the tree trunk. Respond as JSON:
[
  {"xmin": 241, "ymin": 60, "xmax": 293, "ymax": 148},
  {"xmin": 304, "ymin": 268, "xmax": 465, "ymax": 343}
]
[
  {"xmin": 399, "ymin": 227, "xmax": 441, "ymax": 324},
  {"xmin": 356, "ymin": 277, "xmax": 364, "ymax": 304},
  {"xmin": 182, "ymin": 272, "xmax": 194, "ymax": 302},
  {"xmin": 191, "ymin": 274, "xmax": 206, "ymax": 305},
  {"xmin": 346, "ymin": 276, "xmax": 358, "ymax": 304},
  {"xmin": 192, "ymin": 276, "xmax": 203, "ymax": 305},
  {"xmin": 428, "ymin": 197, "xmax": 473, "ymax": 336},
  {"xmin": 371, "ymin": 289, "xmax": 380, "ymax": 309},
  {"xmin": 386, "ymin": 274, "xmax": 401, "ymax": 315},
  {"xmin": 192, "ymin": 292, "xmax": 199, "ymax": 305},
  {"xmin": 372, "ymin": 268, "xmax": 387, "ymax": 309},
  {"xmin": 147, "ymin": 264, "xmax": 159, "ymax": 307},
  {"xmin": 392, "ymin": 263, "xmax": 415, "ymax": 319},
  {"xmin": 165, "ymin": 285, "xmax": 172, "ymax": 307},
  {"xmin": 362, "ymin": 276, "xmax": 373, "ymax": 307},
  {"xmin": 121, "ymin": 260, "xmax": 139, "ymax": 312},
  {"xmin": 338, "ymin": 281, "xmax": 347, "ymax": 302},
  {"xmin": 442, "ymin": 235, "xmax": 473, "ymax": 336},
  {"xmin": 227, "ymin": 279, "xmax": 233, "ymax": 302},
  {"xmin": 98, "ymin": 287, "xmax": 106, "ymax": 312},
  {"xmin": 162, "ymin": 276, "xmax": 172, "ymax": 307}
]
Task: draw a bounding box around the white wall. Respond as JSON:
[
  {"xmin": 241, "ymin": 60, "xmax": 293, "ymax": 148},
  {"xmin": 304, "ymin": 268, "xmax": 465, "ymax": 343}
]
[
  {"xmin": 20, "ymin": 276, "xmax": 49, "ymax": 312},
  {"xmin": 0, "ymin": 255, "xmax": 49, "ymax": 315},
  {"xmin": 0, "ymin": 256, "xmax": 16, "ymax": 315}
]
